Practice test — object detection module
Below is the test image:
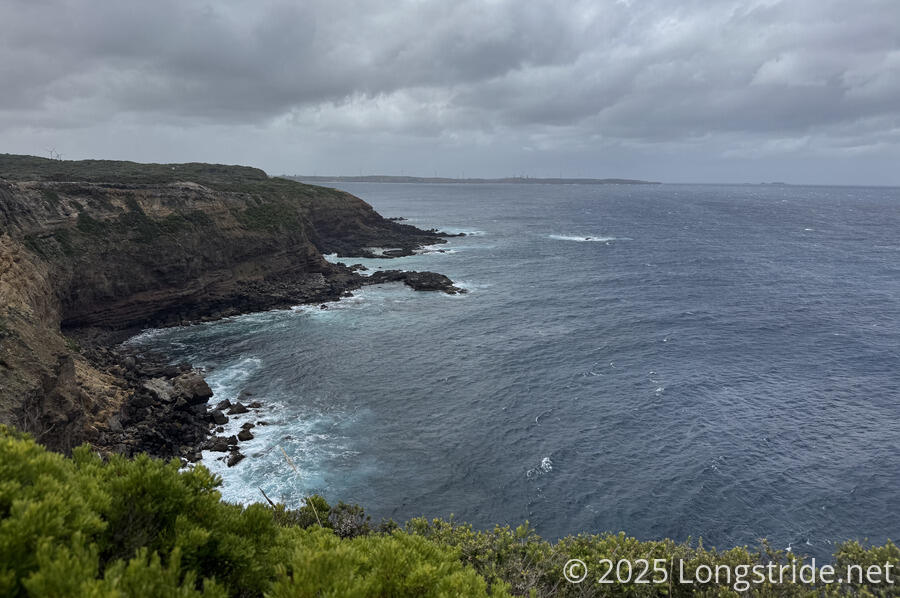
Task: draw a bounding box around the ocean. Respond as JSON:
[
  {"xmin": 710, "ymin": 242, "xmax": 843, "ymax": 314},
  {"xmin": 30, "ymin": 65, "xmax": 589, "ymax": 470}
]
[{"xmin": 130, "ymin": 182, "xmax": 900, "ymax": 558}]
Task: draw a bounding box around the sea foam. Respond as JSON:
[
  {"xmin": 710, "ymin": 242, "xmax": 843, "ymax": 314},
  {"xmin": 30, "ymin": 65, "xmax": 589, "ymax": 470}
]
[{"xmin": 548, "ymin": 234, "xmax": 631, "ymax": 242}]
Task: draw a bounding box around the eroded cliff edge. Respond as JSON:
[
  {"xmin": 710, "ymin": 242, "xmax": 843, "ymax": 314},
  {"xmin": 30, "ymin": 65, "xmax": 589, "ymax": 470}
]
[{"xmin": 0, "ymin": 154, "xmax": 455, "ymax": 456}]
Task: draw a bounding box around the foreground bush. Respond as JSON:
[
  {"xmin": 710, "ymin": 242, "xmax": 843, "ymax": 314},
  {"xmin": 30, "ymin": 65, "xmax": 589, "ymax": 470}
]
[
  {"xmin": 405, "ymin": 518, "xmax": 898, "ymax": 597},
  {"xmin": 0, "ymin": 425, "xmax": 897, "ymax": 596},
  {"xmin": 0, "ymin": 426, "xmax": 504, "ymax": 597}
]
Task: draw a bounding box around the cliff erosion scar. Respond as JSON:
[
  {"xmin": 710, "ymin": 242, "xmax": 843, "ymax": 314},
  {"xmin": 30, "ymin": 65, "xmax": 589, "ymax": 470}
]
[{"xmin": 0, "ymin": 154, "xmax": 462, "ymax": 459}]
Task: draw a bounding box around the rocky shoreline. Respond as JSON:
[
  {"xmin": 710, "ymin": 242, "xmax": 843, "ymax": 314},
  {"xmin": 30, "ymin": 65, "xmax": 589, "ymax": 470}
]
[
  {"xmin": 76, "ymin": 344, "xmax": 212, "ymax": 460},
  {"xmin": 0, "ymin": 154, "xmax": 465, "ymax": 463},
  {"xmin": 69, "ymin": 254, "xmax": 463, "ymax": 466}
]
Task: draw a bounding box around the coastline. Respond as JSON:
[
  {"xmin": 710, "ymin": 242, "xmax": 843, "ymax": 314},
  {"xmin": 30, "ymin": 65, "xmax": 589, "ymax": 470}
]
[
  {"xmin": 110, "ymin": 255, "xmax": 465, "ymax": 468},
  {"xmin": 0, "ymin": 154, "xmax": 464, "ymax": 463}
]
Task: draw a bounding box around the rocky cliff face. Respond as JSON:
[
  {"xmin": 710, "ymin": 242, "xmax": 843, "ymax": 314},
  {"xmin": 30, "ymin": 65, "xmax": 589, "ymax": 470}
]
[{"xmin": 0, "ymin": 155, "xmax": 450, "ymax": 454}]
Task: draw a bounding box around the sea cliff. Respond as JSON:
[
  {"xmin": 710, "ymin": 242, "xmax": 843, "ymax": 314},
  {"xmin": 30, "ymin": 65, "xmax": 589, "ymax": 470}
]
[{"xmin": 0, "ymin": 154, "xmax": 457, "ymax": 457}]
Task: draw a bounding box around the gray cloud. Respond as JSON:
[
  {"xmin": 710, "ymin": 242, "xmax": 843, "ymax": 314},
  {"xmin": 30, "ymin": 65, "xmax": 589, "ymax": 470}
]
[{"xmin": 1, "ymin": 0, "xmax": 899, "ymax": 183}]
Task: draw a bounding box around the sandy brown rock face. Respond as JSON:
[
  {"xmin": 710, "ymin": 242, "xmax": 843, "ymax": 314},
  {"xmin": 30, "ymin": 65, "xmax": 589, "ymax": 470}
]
[{"xmin": 0, "ymin": 232, "xmax": 126, "ymax": 452}]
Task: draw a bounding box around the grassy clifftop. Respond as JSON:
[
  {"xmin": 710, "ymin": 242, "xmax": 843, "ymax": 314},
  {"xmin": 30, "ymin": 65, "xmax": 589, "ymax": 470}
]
[{"xmin": 0, "ymin": 154, "xmax": 268, "ymax": 186}]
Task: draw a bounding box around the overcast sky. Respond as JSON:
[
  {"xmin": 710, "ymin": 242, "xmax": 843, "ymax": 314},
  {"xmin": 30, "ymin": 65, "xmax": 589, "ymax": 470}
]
[{"xmin": 2, "ymin": 0, "xmax": 899, "ymax": 184}]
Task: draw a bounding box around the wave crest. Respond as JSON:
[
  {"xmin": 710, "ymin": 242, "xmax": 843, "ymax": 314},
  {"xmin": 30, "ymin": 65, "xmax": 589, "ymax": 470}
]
[{"xmin": 548, "ymin": 234, "xmax": 631, "ymax": 242}]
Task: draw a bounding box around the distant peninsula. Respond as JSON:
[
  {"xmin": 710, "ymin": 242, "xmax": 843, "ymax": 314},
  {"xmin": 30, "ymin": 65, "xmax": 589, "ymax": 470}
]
[{"xmin": 285, "ymin": 174, "xmax": 660, "ymax": 185}]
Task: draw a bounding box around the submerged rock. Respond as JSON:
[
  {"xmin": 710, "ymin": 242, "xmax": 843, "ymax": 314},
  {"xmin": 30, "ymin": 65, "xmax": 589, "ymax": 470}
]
[{"xmin": 227, "ymin": 450, "xmax": 245, "ymax": 467}]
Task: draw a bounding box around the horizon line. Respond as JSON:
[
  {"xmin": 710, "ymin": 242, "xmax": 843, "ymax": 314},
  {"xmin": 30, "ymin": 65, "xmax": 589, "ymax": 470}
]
[{"xmin": 284, "ymin": 174, "xmax": 900, "ymax": 189}]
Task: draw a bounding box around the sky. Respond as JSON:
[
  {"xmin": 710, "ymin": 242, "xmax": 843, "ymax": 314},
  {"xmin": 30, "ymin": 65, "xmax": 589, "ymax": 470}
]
[{"xmin": 1, "ymin": 0, "xmax": 899, "ymax": 185}]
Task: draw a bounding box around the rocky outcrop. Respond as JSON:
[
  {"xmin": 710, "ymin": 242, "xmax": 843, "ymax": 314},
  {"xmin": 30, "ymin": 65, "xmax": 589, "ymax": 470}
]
[
  {"xmin": 365, "ymin": 270, "xmax": 466, "ymax": 294},
  {"xmin": 83, "ymin": 349, "xmax": 211, "ymax": 460},
  {"xmin": 0, "ymin": 154, "xmax": 460, "ymax": 456}
]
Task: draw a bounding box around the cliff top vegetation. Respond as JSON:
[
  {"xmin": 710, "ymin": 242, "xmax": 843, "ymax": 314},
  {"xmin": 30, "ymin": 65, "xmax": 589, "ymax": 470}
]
[{"xmin": 2, "ymin": 426, "xmax": 897, "ymax": 597}]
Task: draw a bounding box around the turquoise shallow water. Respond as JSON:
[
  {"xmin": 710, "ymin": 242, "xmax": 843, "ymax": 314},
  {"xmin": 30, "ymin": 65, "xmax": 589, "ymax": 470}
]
[{"xmin": 131, "ymin": 182, "xmax": 900, "ymax": 558}]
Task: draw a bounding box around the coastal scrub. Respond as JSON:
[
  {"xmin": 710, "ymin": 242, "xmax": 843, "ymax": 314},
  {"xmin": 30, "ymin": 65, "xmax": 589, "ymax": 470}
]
[{"xmin": 1, "ymin": 426, "xmax": 898, "ymax": 596}]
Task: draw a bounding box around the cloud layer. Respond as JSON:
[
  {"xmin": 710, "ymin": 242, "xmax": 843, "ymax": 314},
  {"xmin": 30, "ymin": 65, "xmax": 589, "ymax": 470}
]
[{"xmin": 2, "ymin": 0, "xmax": 899, "ymax": 183}]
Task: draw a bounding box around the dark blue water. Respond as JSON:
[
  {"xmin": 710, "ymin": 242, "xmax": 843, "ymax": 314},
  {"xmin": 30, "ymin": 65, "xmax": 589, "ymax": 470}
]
[{"xmin": 131, "ymin": 183, "xmax": 900, "ymax": 557}]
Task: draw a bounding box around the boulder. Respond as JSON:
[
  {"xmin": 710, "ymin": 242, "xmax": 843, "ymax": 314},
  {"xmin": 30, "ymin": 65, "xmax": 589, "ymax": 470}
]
[
  {"xmin": 237, "ymin": 429, "xmax": 254, "ymax": 442},
  {"xmin": 143, "ymin": 378, "xmax": 175, "ymax": 402},
  {"xmin": 207, "ymin": 437, "xmax": 229, "ymax": 452},
  {"xmin": 227, "ymin": 402, "xmax": 250, "ymax": 415},
  {"xmin": 129, "ymin": 392, "xmax": 154, "ymax": 409},
  {"xmin": 174, "ymin": 372, "xmax": 213, "ymax": 405},
  {"xmin": 211, "ymin": 410, "xmax": 228, "ymax": 425},
  {"xmin": 107, "ymin": 415, "xmax": 123, "ymax": 433}
]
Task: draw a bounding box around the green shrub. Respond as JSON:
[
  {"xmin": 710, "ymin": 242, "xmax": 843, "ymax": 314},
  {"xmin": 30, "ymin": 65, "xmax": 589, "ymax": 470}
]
[
  {"xmin": 0, "ymin": 427, "xmax": 506, "ymax": 597},
  {"xmin": 159, "ymin": 210, "xmax": 214, "ymax": 234},
  {"xmin": 407, "ymin": 519, "xmax": 900, "ymax": 597},
  {"xmin": 40, "ymin": 189, "xmax": 61, "ymax": 206},
  {"xmin": 76, "ymin": 212, "xmax": 106, "ymax": 235},
  {"xmin": 271, "ymin": 494, "xmax": 329, "ymax": 530},
  {"xmin": 270, "ymin": 527, "xmax": 508, "ymax": 597},
  {"xmin": 231, "ymin": 202, "xmax": 302, "ymax": 231},
  {"xmin": 2, "ymin": 425, "xmax": 898, "ymax": 597},
  {"xmin": 53, "ymin": 229, "xmax": 75, "ymax": 256}
]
